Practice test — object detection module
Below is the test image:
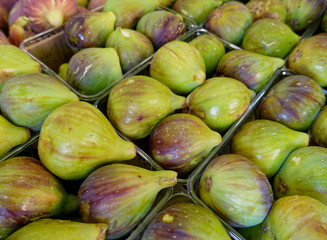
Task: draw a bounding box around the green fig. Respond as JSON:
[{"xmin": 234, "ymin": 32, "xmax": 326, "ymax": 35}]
[
  {"xmin": 158, "ymin": 0, "xmax": 177, "ymax": 7},
  {"xmin": 0, "ymin": 30, "xmax": 9, "ymax": 45},
  {"xmin": 246, "ymin": 0, "xmax": 286, "ymax": 22},
  {"xmin": 107, "ymin": 75, "xmax": 186, "ymax": 140},
  {"xmin": 0, "ymin": 73, "xmax": 79, "ymax": 132},
  {"xmin": 0, "ymin": 156, "xmax": 78, "ymax": 239},
  {"xmin": 288, "ymin": 33, "xmax": 327, "ymax": 87},
  {"xmin": 78, "ymin": 163, "xmax": 177, "ymax": 239},
  {"xmin": 199, "ymin": 154, "xmax": 274, "ymax": 227},
  {"xmin": 237, "ymin": 223, "xmax": 263, "ymax": 240},
  {"xmin": 6, "ymin": 218, "xmax": 108, "ymax": 240},
  {"xmin": 242, "ymin": 18, "xmax": 300, "ymax": 58},
  {"xmin": 185, "ymin": 77, "xmax": 253, "ymax": 133},
  {"xmin": 231, "ymin": 119, "xmax": 309, "ymax": 178},
  {"xmin": 58, "ymin": 63, "xmax": 68, "ymax": 81},
  {"xmin": 136, "ymin": 10, "xmax": 186, "ymax": 49},
  {"xmin": 311, "ymin": 106, "xmax": 327, "ymax": 147},
  {"xmin": 0, "ymin": 115, "xmax": 30, "ymax": 157},
  {"xmin": 150, "ymin": 40, "xmax": 206, "ymax": 95},
  {"xmin": 38, "ymin": 101, "xmax": 136, "ymax": 180},
  {"xmin": 205, "ymin": 1, "xmax": 252, "ymax": 45},
  {"xmin": 189, "ymin": 33, "xmax": 225, "ymax": 76},
  {"xmin": 103, "ymin": 0, "xmax": 159, "ymax": 29},
  {"xmin": 322, "ymin": 10, "xmax": 327, "ymax": 32},
  {"xmin": 150, "ymin": 113, "xmax": 222, "ymax": 174},
  {"xmin": 0, "ymin": 45, "xmax": 41, "ymax": 90},
  {"xmin": 262, "ymin": 195, "xmax": 327, "ymax": 240},
  {"xmin": 66, "ymin": 47, "xmax": 123, "ymax": 95},
  {"xmin": 142, "ymin": 202, "xmax": 231, "ymax": 240},
  {"xmin": 105, "ymin": 27, "xmax": 154, "ymax": 73},
  {"xmin": 64, "ymin": 11, "xmax": 116, "ymax": 50},
  {"xmin": 216, "ymin": 50, "xmax": 284, "ymax": 92},
  {"xmin": 257, "ymin": 75, "xmax": 325, "ymax": 131},
  {"xmin": 273, "ymin": 146, "xmax": 327, "ymax": 205}
]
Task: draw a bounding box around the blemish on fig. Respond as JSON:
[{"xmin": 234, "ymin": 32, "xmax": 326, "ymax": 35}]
[
  {"xmin": 137, "ymin": 175, "xmax": 142, "ymax": 178},
  {"xmin": 292, "ymin": 49, "xmax": 302, "ymax": 63},
  {"xmin": 204, "ymin": 176, "xmax": 212, "ymax": 192},
  {"xmin": 162, "ymin": 213, "xmax": 174, "ymax": 223},
  {"xmin": 278, "ymin": 178, "xmax": 288, "ymax": 194}
]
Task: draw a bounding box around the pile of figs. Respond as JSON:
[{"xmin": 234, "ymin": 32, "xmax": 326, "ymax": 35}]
[{"xmin": 1, "ymin": 0, "xmax": 327, "ymax": 239}]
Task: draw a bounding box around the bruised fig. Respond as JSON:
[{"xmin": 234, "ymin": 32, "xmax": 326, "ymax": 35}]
[
  {"xmin": 310, "ymin": 106, "xmax": 327, "ymax": 147},
  {"xmin": 78, "ymin": 163, "xmax": 177, "ymax": 239},
  {"xmin": 150, "ymin": 40, "xmax": 206, "ymax": 95},
  {"xmin": 65, "ymin": 11, "xmax": 116, "ymax": 50},
  {"xmin": 246, "ymin": 0, "xmax": 286, "ymax": 22},
  {"xmin": 205, "ymin": 1, "xmax": 252, "ymax": 45},
  {"xmin": 105, "ymin": 27, "xmax": 154, "ymax": 73},
  {"xmin": 150, "ymin": 113, "xmax": 222, "ymax": 174},
  {"xmin": 39, "ymin": 101, "xmax": 136, "ymax": 180},
  {"xmin": 66, "ymin": 47, "xmax": 122, "ymax": 95},
  {"xmin": 142, "ymin": 202, "xmax": 231, "ymax": 240},
  {"xmin": 0, "ymin": 30, "xmax": 9, "ymax": 44},
  {"xmin": 231, "ymin": 119, "xmax": 309, "ymax": 178},
  {"xmin": 107, "ymin": 75, "xmax": 186, "ymax": 140},
  {"xmin": 136, "ymin": 10, "xmax": 186, "ymax": 49},
  {"xmin": 216, "ymin": 50, "xmax": 284, "ymax": 92}
]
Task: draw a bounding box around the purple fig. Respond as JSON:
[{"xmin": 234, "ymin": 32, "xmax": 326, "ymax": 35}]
[
  {"xmin": 310, "ymin": 105, "xmax": 327, "ymax": 147},
  {"xmin": 246, "ymin": 0, "xmax": 286, "ymax": 22},
  {"xmin": 8, "ymin": 0, "xmax": 23, "ymax": 27},
  {"xmin": 0, "ymin": 30, "xmax": 9, "ymax": 45}
]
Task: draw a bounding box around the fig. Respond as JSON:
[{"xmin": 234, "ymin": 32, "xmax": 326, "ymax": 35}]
[
  {"xmin": 172, "ymin": 0, "xmax": 222, "ymax": 24},
  {"xmin": 0, "ymin": 0, "xmax": 18, "ymax": 30},
  {"xmin": 0, "ymin": 156, "xmax": 78, "ymax": 239},
  {"xmin": 107, "ymin": 75, "xmax": 186, "ymax": 139},
  {"xmin": 205, "ymin": 1, "xmax": 252, "ymax": 45},
  {"xmin": 199, "ymin": 154, "xmax": 273, "ymax": 227},
  {"xmin": 0, "ymin": 115, "xmax": 30, "ymax": 157},
  {"xmin": 87, "ymin": 0, "xmax": 105, "ymax": 9},
  {"xmin": 77, "ymin": 0, "xmax": 88, "ymax": 7},
  {"xmin": 257, "ymin": 75, "xmax": 325, "ymax": 131},
  {"xmin": 283, "ymin": 0, "xmax": 326, "ymax": 32},
  {"xmin": 273, "ymin": 146, "xmax": 327, "ymax": 204},
  {"xmin": 311, "ymin": 106, "xmax": 327, "ymax": 147},
  {"xmin": 216, "ymin": 50, "xmax": 284, "ymax": 92},
  {"xmin": 322, "ymin": 10, "xmax": 327, "ymax": 32},
  {"xmin": 8, "ymin": 16, "xmax": 35, "ymax": 47},
  {"xmin": 150, "ymin": 113, "xmax": 222, "ymax": 174},
  {"xmin": 22, "ymin": 0, "xmax": 78, "ymax": 33},
  {"xmin": 0, "ymin": 45, "xmax": 41, "ymax": 90},
  {"xmin": 103, "ymin": 0, "xmax": 159, "ymax": 29},
  {"xmin": 242, "ymin": 18, "xmax": 300, "ymax": 58},
  {"xmin": 189, "ymin": 33, "xmax": 225, "ymax": 76},
  {"xmin": 246, "ymin": 0, "xmax": 286, "ymax": 22},
  {"xmin": 231, "ymin": 119, "xmax": 309, "ymax": 178},
  {"xmin": 0, "ymin": 30, "xmax": 9, "ymax": 44},
  {"xmin": 66, "ymin": 47, "xmax": 122, "ymax": 95},
  {"xmin": 64, "ymin": 11, "xmax": 116, "ymax": 50},
  {"xmin": 288, "ymin": 33, "xmax": 327, "ymax": 87},
  {"xmin": 58, "ymin": 62, "xmax": 68, "ymax": 81},
  {"xmin": 262, "ymin": 195, "xmax": 327, "ymax": 240},
  {"xmin": 136, "ymin": 10, "xmax": 186, "ymax": 49},
  {"xmin": 184, "ymin": 77, "xmax": 253, "ymax": 133},
  {"xmin": 105, "ymin": 27, "xmax": 154, "ymax": 73},
  {"xmin": 142, "ymin": 202, "xmax": 231, "ymax": 240},
  {"xmin": 8, "ymin": 0, "xmax": 23, "ymax": 27},
  {"xmin": 237, "ymin": 223, "xmax": 263, "ymax": 240},
  {"xmin": 0, "ymin": 73, "xmax": 79, "ymax": 132},
  {"xmin": 150, "ymin": 40, "xmax": 206, "ymax": 95},
  {"xmin": 78, "ymin": 163, "xmax": 177, "ymax": 239},
  {"xmin": 158, "ymin": 0, "xmax": 177, "ymax": 7},
  {"xmin": 6, "ymin": 218, "xmax": 107, "ymax": 240}
]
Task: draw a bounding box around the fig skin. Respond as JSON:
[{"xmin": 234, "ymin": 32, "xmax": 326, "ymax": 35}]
[
  {"xmin": 246, "ymin": 0, "xmax": 286, "ymax": 22},
  {"xmin": 216, "ymin": 50, "xmax": 285, "ymax": 92},
  {"xmin": 199, "ymin": 154, "xmax": 274, "ymax": 227},
  {"xmin": 0, "ymin": 30, "xmax": 9, "ymax": 44},
  {"xmin": 310, "ymin": 106, "xmax": 327, "ymax": 147},
  {"xmin": 78, "ymin": 163, "xmax": 177, "ymax": 239},
  {"xmin": 205, "ymin": 1, "xmax": 252, "ymax": 45},
  {"xmin": 288, "ymin": 33, "xmax": 327, "ymax": 87},
  {"xmin": 142, "ymin": 202, "xmax": 231, "ymax": 240},
  {"xmin": 136, "ymin": 10, "xmax": 186, "ymax": 49},
  {"xmin": 158, "ymin": 0, "xmax": 177, "ymax": 7},
  {"xmin": 8, "ymin": 16, "xmax": 35, "ymax": 47},
  {"xmin": 261, "ymin": 195, "xmax": 327, "ymax": 240},
  {"xmin": 257, "ymin": 75, "xmax": 326, "ymax": 131},
  {"xmin": 58, "ymin": 63, "xmax": 68, "ymax": 81},
  {"xmin": 0, "ymin": 0, "xmax": 18, "ymax": 30},
  {"xmin": 273, "ymin": 146, "xmax": 327, "ymax": 205},
  {"xmin": 150, "ymin": 113, "xmax": 222, "ymax": 174},
  {"xmin": 87, "ymin": 0, "xmax": 105, "ymax": 9}
]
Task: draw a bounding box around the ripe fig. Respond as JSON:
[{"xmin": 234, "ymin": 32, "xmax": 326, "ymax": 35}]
[
  {"xmin": 78, "ymin": 163, "xmax": 177, "ymax": 239},
  {"xmin": 142, "ymin": 202, "xmax": 231, "ymax": 240},
  {"xmin": 150, "ymin": 40, "xmax": 206, "ymax": 95},
  {"xmin": 8, "ymin": 0, "xmax": 23, "ymax": 27},
  {"xmin": 310, "ymin": 106, "xmax": 327, "ymax": 147},
  {"xmin": 205, "ymin": 1, "xmax": 252, "ymax": 45},
  {"xmin": 257, "ymin": 75, "xmax": 325, "ymax": 131},
  {"xmin": 199, "ymin": 154, "xmax": 273, "ymax": 227},
  {"xmin": 0, "ymin": 30, "xmax": 9, "ymax": 44},
  {"xmin": 216, "ymin": 50, "xmax": 284, "ymax": 92},
  {"xmin": 8, "ymin": 16, "xmax": 35, "ymax": 47},
  {"xmin": 107, "ymin": 75, "xmax": 186, "ymax": 140},
  {"xmin": 231, "ymin": 119, "xmax": 309, "ymax": 178},
  {"xmin": 185, "ymin": 77, "xmax": 253, "ymax": 133},
  {"xmin": 262, "ymin": 195, "xmax": 327, "ymax": 240},
  {"xmin": 39, "ymin": 101, "xmax": 136, "ymax": 180},
  {"xmin": 246, "ymin": 0, "xmax": 286, "ymax": 22}
]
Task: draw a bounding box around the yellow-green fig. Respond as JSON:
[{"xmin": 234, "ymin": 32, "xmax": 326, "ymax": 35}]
[
  {"xmin": 237, "ymin": 223, "xmax": 263, "ymax": 240},
  {"xmin": 78, "ymin": 163, "xmax": 177, "ymax": 239},
  {"xmin": 38, "ymin": 101, "xmax": 136, "ymax": 180},
  {"xmin": 107, "ymin": 75, "xmax": 186, "ymax": 139},
  {"xmin": 246, "ymin": 0, "xmax": 286, "ymax": 22},
  {"xmin": 158, "ymin": 0, "xmax": 177, "ymax": 7},
  {"xmin": 58, "ymin": 63, "xmax": 68, "ymax": 81},
  {"xmin": 150, "ymin": 40, "xmax": 206, "ymax": 95},
  {"xmin": 310, "ymin": 106, "xmax": 327, "ymax": 147},
  {"xmin": 231, "ymin": 119, "xmax": 309, "ymax": 178},
  {"xmin": 6, "ymin": 219, "xmax": 108, "ymax": 240}
]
